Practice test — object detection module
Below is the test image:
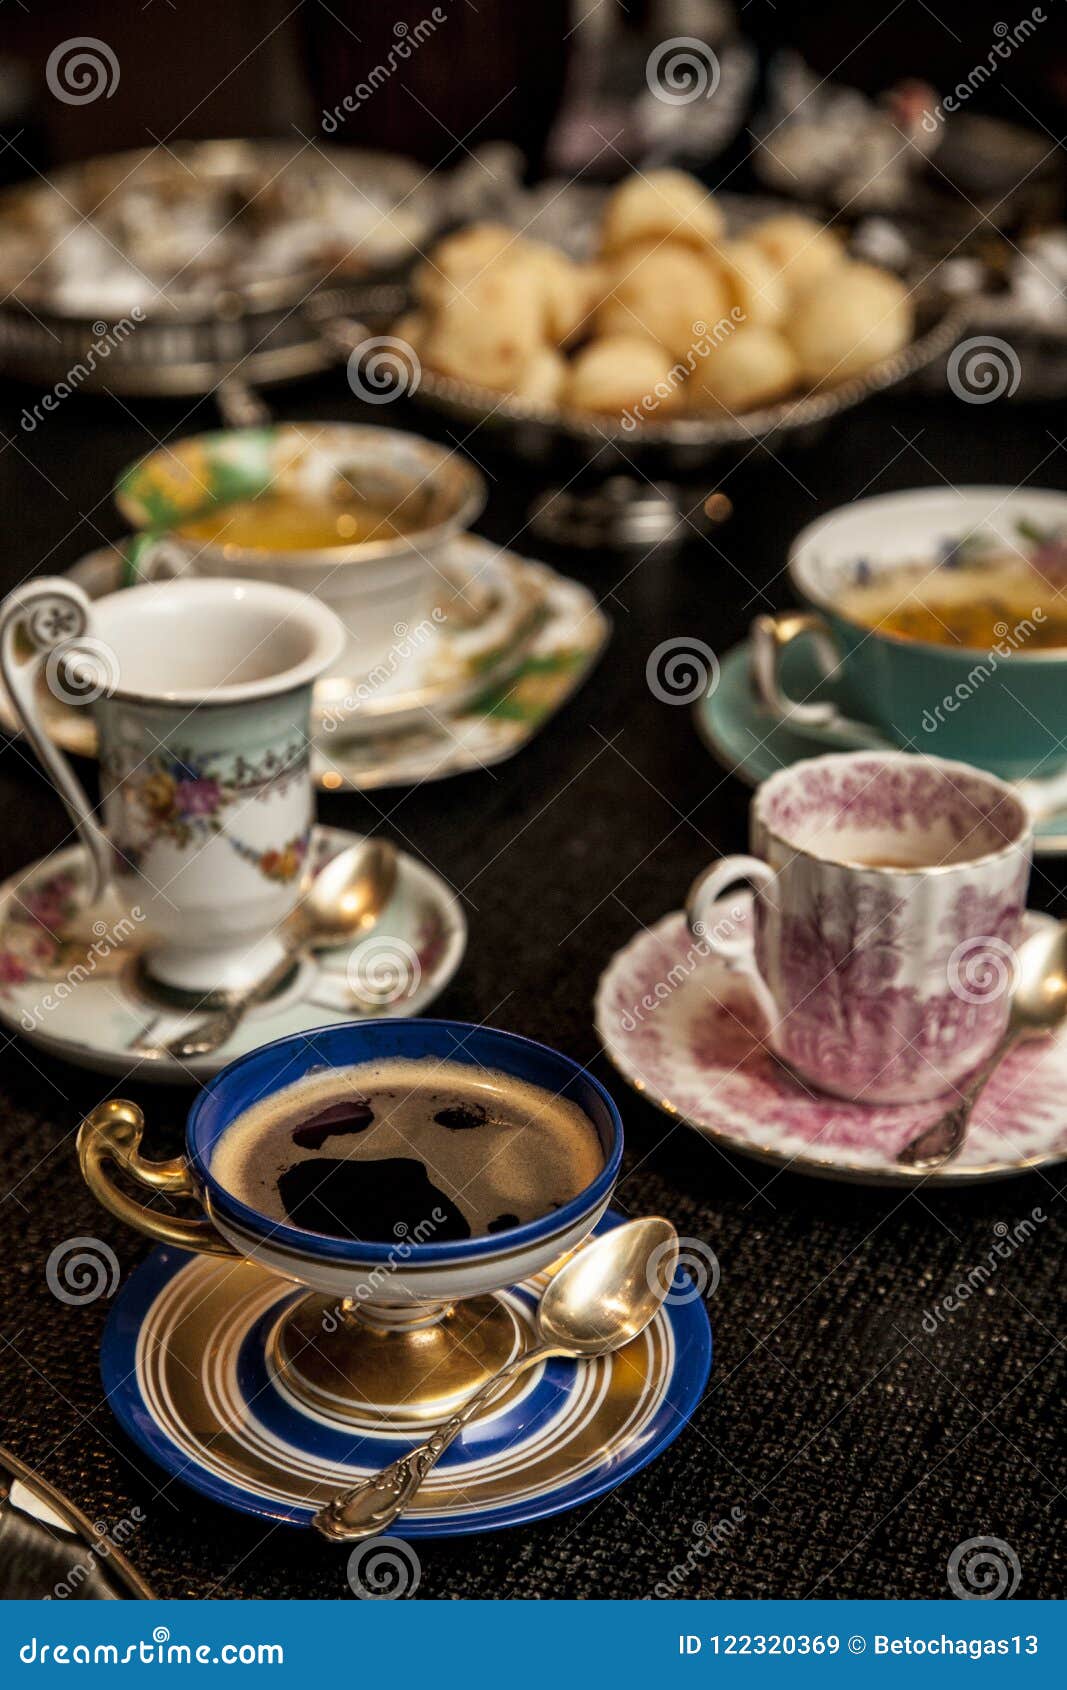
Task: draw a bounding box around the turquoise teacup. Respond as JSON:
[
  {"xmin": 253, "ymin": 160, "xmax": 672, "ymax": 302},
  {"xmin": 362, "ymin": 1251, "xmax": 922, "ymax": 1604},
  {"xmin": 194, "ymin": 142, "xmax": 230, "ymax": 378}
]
[{"xmin": 753, "ymin": 486, "xmax": 1067, "ymax": 784}]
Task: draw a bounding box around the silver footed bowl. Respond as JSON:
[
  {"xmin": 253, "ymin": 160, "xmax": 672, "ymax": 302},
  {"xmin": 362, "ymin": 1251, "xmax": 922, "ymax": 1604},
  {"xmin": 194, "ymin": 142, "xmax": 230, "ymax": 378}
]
[{"xmin": 407, "ymin": 289, "xmax": 967, "ymax": 473}]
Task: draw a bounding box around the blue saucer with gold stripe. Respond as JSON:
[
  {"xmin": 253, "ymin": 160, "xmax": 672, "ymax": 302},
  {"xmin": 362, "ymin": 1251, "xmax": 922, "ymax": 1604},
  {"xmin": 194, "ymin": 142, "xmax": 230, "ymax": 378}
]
[{"xmin": 100, "ymin": 1213, "xmax": 712, "ymax": 1535}]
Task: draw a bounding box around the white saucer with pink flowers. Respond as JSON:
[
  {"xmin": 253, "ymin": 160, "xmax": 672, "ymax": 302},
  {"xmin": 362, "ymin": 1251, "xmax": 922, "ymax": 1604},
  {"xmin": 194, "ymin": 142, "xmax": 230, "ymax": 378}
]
[{"xmin": 595, "ymin": 896, "xmax": 1067, "ymax": 1185}]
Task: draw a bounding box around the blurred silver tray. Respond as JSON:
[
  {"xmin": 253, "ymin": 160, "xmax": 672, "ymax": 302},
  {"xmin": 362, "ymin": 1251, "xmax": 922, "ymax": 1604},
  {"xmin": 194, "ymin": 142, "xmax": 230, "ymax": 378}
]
[{"xmin": 0, "ymin": 140, "xmax": 433, "ymax": 396}]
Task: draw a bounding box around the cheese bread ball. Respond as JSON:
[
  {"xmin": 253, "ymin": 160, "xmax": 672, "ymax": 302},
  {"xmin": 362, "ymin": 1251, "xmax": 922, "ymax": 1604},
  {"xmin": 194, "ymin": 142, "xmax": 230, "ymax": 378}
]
[
  {"xmin": 514, "ymin": 345, "xmax": 568, "ymax": 405},
  {"xmin": 565, "ymin": 334, "xmax": 681, "ymax": 417},
  {"xmin": 594, "ymin": 241, "xmax": 731, "ymax": 359},
  {"xmin": 422, "ymin": 263, "xmax": 546, "ymax": 391},
  {"xmin": 599, "ymin": 169, "xmax": 724, "ymax": 256},
  {"xmin": 749, "ymin": 213, "xmax": 844, "ymax": 300},
  {"xmin": 521, "ymin": 243, "xmax": 598, "ymax": 345},
  {"xmin": 392, "ymin": 311, "xmax": 429, "ymax": 356},
  {"xmin": 785, "ymin": 261, "xmax": 912, "ymax": 385},
  {"xmin": 687, "ymin": 325, "xmax": 800, "ymax": 414},
  {"xmin": 711, "ymin": 238, "xmax": 787, "ymax": 329},
  {"xmin": 413, "ymin": 222, "xmax": 517, "ymax": 308}
]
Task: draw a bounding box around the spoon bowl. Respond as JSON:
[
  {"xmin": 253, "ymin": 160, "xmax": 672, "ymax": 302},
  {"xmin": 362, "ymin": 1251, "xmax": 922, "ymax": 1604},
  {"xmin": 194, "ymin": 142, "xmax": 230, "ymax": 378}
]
[
  {"xmin": 537, "ymin": 1216, "xmax": 678, "ymax": 1355},
  {"xmin": 298, "ymin": 838, "xmax": 398, "ymax": 948},
  {"xmin": 1006, "ymin": 921, "xmax": 1067, "ymax": 1035},
  {"xmin": 898, "ymin": 920, "xmax": 1067, "ymax": 1171}
]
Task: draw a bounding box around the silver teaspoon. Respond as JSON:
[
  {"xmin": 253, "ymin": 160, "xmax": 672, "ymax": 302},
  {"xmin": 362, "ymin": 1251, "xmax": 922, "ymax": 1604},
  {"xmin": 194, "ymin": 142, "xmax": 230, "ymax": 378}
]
[
  {"xmin": 312, "ymin": 1216, "xmax": 679, "ymax": 1542},
  {"xmin": 140, "ymin": 839, "xmax": 397, "ymax": 1063},
  {"xmin": 897, "ymin": 921, "xmax": 1067, "ymax": 1172}
]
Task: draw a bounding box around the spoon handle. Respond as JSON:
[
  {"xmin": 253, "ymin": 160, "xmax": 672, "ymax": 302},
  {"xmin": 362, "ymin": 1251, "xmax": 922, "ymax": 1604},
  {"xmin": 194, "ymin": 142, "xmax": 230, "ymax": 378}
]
[
  {"xmin": 313, "ymin": 1344, "xmax": 551, "ymax": 1542},
  {"xmin": 161, "ymin": 940, "xmax": 302, "ymax": 1062},
  {"xmin": 896, "ymin": 1027, "xmax": 1028, "ymax": 1171}
]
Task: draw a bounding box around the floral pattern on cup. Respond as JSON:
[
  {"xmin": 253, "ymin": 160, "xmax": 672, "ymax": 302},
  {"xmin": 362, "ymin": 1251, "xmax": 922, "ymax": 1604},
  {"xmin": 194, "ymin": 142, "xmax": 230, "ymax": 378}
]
[
  {"xmin": 229, "ymin": 831, "xmax": 310, "ymax": 884},
  {"xmin": 106, "ymin": 740, "xmax": 312, "ymax": 876},
  {"xmin": 756, "ymin": 754, "xmax": 1022, "ymax": 851}
]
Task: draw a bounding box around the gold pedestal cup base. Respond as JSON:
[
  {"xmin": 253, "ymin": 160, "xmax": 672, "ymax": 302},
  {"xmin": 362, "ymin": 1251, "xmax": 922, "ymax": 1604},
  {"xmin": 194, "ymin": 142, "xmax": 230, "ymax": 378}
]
[{"xmin": 267, "ymin": 1293, "xmax": 528, "ymax": 1429}]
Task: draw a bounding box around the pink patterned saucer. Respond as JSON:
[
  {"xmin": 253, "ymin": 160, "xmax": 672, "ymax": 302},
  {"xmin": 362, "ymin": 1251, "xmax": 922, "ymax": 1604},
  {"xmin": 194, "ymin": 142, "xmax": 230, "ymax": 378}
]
[{"xmin": 594, "ymin": 897, "xmax": 1067, "ymax": 1185}]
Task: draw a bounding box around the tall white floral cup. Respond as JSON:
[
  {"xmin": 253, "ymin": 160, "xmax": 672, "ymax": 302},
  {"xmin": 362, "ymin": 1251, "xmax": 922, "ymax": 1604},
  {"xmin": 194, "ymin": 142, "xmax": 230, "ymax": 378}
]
[
  {"xmin": 0, "ymin": 576, "xmax": 343, "ymax": 995},
  {"xmin": 686, "ymin": 752, "xmax": 1033, "ymax": 1103}
]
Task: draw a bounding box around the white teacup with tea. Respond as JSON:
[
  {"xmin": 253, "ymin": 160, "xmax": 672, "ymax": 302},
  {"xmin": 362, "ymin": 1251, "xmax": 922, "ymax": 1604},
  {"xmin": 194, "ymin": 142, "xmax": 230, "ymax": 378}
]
[{"xmin": 116, "ymin": 424, "xmax": 485, "ymax": 679}]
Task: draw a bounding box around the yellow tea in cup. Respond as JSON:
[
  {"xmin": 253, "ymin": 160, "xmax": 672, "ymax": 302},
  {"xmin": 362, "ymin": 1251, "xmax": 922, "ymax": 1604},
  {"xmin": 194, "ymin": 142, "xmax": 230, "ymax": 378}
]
[
  {"xmin": 837, "ymin": 546, "xmax": 1067, "ymax": 651},
  {"xmin": 176, "ymin": 489, "xmax": 413, "ymax": 552}
]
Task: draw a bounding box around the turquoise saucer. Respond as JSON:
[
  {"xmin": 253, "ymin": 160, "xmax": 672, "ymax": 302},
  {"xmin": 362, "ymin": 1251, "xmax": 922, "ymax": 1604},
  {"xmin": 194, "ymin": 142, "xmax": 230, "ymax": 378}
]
[{"xmin": 695, "ymin": 641, "xmax": 1067, "ymax": 858}]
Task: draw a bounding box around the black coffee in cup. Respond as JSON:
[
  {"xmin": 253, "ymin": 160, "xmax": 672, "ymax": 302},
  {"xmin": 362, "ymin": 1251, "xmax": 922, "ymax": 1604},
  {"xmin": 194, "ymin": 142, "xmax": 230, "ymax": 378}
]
[{"xmin": 211, "ymin": 1057, "xmax": 605, "ymax": 1244}]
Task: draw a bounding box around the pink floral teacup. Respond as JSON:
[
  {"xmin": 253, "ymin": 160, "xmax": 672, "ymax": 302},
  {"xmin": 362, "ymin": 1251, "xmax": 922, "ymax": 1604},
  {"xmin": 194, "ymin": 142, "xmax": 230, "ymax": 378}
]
[
  {"xmin": 0, "ymin": 575, "xmax": 343, "ymax": 996},
  {"xmin": 686, "ymin": 752, "xmax": 1032, "ymax": 1103}
]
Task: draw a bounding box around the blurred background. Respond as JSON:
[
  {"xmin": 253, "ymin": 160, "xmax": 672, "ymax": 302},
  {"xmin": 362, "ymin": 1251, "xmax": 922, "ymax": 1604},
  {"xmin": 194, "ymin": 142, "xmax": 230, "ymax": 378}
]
[
  {"xmin": 4, "ymin": 0, "xmax": 1067, "ymax": 196},
  {"xmin": 5, "ymin": 0, "xmax": 1067, "ymax": 422}
]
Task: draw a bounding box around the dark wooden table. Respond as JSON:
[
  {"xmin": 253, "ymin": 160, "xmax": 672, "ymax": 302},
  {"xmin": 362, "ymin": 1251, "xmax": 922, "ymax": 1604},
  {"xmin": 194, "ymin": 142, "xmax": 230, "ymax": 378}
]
[{"xmin": 0, "ymin": 374, "xmax": 1063, "ymax": 1599}]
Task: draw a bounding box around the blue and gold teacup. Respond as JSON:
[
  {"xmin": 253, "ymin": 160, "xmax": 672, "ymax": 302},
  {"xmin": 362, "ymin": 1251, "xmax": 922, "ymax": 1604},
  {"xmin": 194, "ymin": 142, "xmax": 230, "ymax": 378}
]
[
  {"xmin": 752, "ymin": 486, "xmax": 1067, "ymax": 783},
  {"xmin": 78, "ymin": 1018, "xmax": 623, "ymax": 1427}
]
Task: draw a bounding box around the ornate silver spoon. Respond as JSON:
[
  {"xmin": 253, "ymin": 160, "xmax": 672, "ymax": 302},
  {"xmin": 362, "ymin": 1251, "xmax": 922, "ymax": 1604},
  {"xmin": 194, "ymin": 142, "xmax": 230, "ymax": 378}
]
[{"xmin": 312, "ymin": 1215, "xmax": 679, "ymax": 1542}]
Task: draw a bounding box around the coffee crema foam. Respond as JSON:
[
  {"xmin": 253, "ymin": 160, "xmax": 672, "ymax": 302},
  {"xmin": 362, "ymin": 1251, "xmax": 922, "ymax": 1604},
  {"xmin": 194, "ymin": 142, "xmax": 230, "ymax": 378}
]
[{"xmin": 210, "ymin": 1057, "xmax": 605, "ymax": 1245}]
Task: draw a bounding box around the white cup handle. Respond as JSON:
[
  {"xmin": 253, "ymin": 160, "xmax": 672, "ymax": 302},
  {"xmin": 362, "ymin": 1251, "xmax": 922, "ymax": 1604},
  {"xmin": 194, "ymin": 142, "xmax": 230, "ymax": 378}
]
[
  {"xmin": 685, "ymin": 854, "xmax": 776, "ymax": 960},
  {"xmin": 0, "ymin": 578, "xmax": 113, "ymax": 904},
  {"xmin": 751, "ymin": 610, "xmax": 893, "ymax": 747}
]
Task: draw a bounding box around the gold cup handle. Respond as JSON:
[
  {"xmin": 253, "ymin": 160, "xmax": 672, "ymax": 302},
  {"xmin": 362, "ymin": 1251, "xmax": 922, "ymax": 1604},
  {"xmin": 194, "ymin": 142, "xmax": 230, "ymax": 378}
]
[
  {"xmin": 750, "ymin": 610, "xmax": 891, "ymax": 746},
  {"xmin": 77, "ymin": 1100, "xmax": 235, "ymax": 1257}
]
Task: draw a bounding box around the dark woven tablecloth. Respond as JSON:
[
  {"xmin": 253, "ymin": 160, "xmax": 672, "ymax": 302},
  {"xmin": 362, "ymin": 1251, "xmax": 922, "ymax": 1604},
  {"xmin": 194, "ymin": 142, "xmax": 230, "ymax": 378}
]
[{"xmin": 0, "ymin": 379, "xmax": 1063, "ymax": 1601}]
